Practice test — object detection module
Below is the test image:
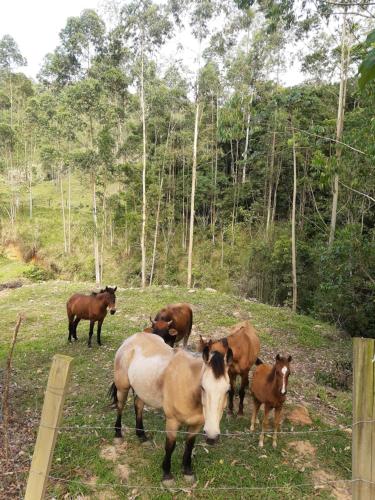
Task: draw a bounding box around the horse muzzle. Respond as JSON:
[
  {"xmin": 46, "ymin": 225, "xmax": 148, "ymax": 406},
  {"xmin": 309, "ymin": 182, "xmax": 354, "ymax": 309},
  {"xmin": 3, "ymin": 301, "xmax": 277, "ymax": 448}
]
[
  {"xmin": 205, "ymin": 434, "xmax": 219, "ymax": 446},
  {"xmin": 110, "ymin": 309, "xmax": 116, "ymax": 315}
]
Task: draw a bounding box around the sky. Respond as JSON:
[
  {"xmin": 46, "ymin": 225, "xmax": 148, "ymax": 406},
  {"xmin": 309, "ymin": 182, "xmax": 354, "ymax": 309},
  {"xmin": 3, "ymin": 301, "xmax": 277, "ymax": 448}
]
[{"xmin": 0, "ymin": 0, "xmax": 305, "ymax": 86}]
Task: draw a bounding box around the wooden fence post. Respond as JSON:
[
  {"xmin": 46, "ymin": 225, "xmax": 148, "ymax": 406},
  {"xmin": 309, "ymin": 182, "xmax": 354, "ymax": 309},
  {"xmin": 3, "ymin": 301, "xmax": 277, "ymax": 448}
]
[
  {"xmin": 24, "ymin": 354, "xmax": 73, "ymax": 500},
  {"xmin": 352, "ymin": 337, "xmax": 375, "ymax": 500}
]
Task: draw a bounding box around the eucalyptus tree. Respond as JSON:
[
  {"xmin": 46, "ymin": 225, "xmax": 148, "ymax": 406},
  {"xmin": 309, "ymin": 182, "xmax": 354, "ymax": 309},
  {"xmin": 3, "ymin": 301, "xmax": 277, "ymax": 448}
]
[
  {"xmin": 115, "ymin": 0, "xmax": 172, "ymax": 288},
  {"xmin": 39, "ymin": 9, "xmax": 105, "ymax": 86}
]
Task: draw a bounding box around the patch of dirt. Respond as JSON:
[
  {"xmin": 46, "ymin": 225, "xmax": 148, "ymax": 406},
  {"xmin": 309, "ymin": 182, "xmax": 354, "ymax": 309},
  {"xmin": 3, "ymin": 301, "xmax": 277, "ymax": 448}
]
[
  {"xmin": 116, "ymin": 464, "xmax": 130, "ymax": 482},
  {"xmin": 100, "ymin": 442, "xmax": 128, "ymax": 462},
  {"xmin": 288, "ymin": 440, "xmax": 316, "ymax": 458},
  {"xmin": 4, "ymin": 243, "xmax": 24, "ymax": 261},
  {"xmin": 312, "ymin": 469, "xmax": 351, "ymax": 499},
  {"xmin": 287, "ymin": 405, "xmax": 312, "ymax": 425},
  {"xmin": 100, "ymin": 445, "xmax": 118, "ymax": 462}
]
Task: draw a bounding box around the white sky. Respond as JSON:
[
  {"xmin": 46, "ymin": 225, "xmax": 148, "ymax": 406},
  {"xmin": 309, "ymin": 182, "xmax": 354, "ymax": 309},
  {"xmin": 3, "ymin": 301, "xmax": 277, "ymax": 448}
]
[{"xmin": 0, "ymin": 0, "xmax": 305, "ymax": 86}]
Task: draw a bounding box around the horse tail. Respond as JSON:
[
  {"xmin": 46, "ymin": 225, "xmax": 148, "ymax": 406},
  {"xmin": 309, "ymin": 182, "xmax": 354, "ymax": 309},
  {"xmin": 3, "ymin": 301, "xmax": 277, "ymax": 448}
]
[
  {"xmin": 108, "ymin": 382, "xmax": 118, "ymax": 406},
  {"xmin": 255, "ymin": 358, "xmax": 263, "ymax": 365}
]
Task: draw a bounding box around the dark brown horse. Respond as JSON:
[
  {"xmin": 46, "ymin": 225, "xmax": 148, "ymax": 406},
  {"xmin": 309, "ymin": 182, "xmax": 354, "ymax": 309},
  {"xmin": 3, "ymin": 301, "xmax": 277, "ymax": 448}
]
[{"xmin": 66, "ymin": 286, "xmax": 117, "ymax": 347}]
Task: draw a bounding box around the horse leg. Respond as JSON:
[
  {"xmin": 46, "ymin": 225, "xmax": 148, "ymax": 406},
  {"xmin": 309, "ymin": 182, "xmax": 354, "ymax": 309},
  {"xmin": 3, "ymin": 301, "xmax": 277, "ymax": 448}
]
[
  {"xmin": 250, "ymin": 397, "xmax": 261, "ymax": 431},
  {"xmin": 162, "ymin": 418, "xmax": 179, "ymax": 483},
  {"xmin": 227, "ymin": 372, "xmax": 236, "ymax": 416},
  {"xmin": 134, "ymin": 395, "xmax": 147, "ymax": 442},
  {"xmin": 97, "ymin": 319, "xmax": 104, "ymax": 346},
  {"xmin": 183, "ymin": 330, "xmax": 188, "ymax": 348},
  {"xmin": 238, "ymin": 370, "xmax": 249, "ymax": 416},
  {"xmin": 68, "ymin": 315, "xmax": 74, "ymax": 343},
  {"xmin": 88, "ymin": 320, "xmax": 95, "ymax": 347},
  {"xmin": 115, "ymin": 386, "xmax": 129, "ymax": 440},
  {"xmin": 182, "ymin": 423, "xmax": 201, "ymax": 480},
  {"xmin": 73, "ymin": 317, "xmax": 80, "ymax": 341},
  {"xmin": 259, "ymin": 403, "xmax": 271, "ymax": 448},
  {"xmin": 273, "ymin": 406, "xmax": 282, "ymax": 448}
]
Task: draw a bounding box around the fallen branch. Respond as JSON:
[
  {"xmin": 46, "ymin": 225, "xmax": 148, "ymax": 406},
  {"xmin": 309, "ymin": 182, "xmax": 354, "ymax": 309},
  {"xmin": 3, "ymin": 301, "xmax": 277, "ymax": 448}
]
[{"xmin": 2, "ymin": 314, "xmax": 24, "ymax": 462}]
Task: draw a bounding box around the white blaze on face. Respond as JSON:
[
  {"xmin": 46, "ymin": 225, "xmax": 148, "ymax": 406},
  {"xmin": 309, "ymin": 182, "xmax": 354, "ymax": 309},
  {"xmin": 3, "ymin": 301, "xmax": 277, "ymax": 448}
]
[
  {"xmin": 201, "ymin": 367, "xmax": 229, "ymax": 440},
  {"xmin": 281, "ymin": 366, "xmax": 288, "ymax": 394}
]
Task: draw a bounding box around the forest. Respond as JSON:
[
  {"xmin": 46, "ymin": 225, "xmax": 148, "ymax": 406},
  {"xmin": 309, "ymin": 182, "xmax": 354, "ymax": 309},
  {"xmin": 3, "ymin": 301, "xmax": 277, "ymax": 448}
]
[{"xmin": 0, "ymin": 0, "xmax": 374, "ymax": 337}]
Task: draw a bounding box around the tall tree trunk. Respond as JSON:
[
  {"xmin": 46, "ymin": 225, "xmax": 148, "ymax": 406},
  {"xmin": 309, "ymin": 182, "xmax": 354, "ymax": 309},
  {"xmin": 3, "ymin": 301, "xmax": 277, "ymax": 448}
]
[
  {"xmin": 291, "ymin": 129, "xmax": 298, "ymax": 313},
  {"xmin": 182, "ymin": 148, "xmax": 186, "ymax": 250},
  {"xmin": 329, "ymin": 14, "xmax": 350, "ymax": 247},
  {"xmin": 92, "ymin": 178, "xmax": 100, "ymax": 284},
  {"xmin": 149, "ymin": 175, "xmax": 163, "ymax": 286},
  {"xmin": 28, "ymin": 162, "xmax": 32, "ymax": 220},
  {"xmin": 187, "ymin": 101, "xmax": 200, "ymax": 288},
  {"xmin": 242, "ymin": 90, "xmax": 253, "ymax": 184},
  {"xmin": 140, "ymin": 41, "xmax": 147, "ymax": 289},
  {"xmin": 266, "ymin": 130, "xmax": 276, "ymax": 235},
  {"xmin": 60, "ymin": 172, "xmax": 67, "ymax": 253},
  {"xmin": 271, "ymin": 158, "xmax": 282, "ymax": 225},
  {"xmin": 212, "ymin": 96, "xmax": 219, "ymax": 243},
  {"xmin": 68, "ymin": 167, "xmax": 71, "ymax": 253},
  {"xmin": 149, "ymin": 120, "xmax": 171, "ymax": 286}
]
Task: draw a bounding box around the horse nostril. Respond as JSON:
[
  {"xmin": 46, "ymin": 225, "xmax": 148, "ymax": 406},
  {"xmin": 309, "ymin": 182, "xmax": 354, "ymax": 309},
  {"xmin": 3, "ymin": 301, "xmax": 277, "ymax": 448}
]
[{"xmin": 205, "ymin": 435, "xmax": 219, "ymax": 446}]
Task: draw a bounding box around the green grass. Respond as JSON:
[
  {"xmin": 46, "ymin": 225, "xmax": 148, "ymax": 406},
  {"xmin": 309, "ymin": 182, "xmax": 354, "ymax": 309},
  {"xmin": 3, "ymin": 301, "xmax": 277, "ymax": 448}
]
[
  {"xmin": 0, "ymin": 283, "xmax": 352, "ymax": 499},
  {"xmin": 0, "ymin": 256, "xmax": 32, "ymax": 281}
]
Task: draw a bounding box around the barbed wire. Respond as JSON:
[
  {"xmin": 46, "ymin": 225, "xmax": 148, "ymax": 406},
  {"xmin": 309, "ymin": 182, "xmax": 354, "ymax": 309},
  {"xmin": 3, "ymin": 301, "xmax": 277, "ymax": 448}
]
[
  {"xmin": 21, "ymin": 470, "xmax": 374, "ymax": 492},
  {"xmin": 36, "ymin": 421, "xmax": 359, "ymax": 437}
]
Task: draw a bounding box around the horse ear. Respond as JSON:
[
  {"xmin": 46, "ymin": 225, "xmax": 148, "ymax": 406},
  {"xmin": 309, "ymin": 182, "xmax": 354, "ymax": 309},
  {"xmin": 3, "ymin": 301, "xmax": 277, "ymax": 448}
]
[
  {"xmin": 105, "ymin": 286, "xmax": 109, "ymax": 291},
  {"xmin": 167, "ymin": 320, "xmax": 173, "ymax": 327},
  {"xmin": 144, "ymin": 327, "xmax": 152, "ymax": 333},
  {"xmin": 169, "ymin": 328, "xmax": 178, "ymax": 336},
  {"xmin": 287, "ymin": 355, "xmax": 292, "ymax": 363},
  {"xmin": 202, "ymin": 345, "xmax": 210, "ymax": 363},
  {"xmin": 114, "ymin": 286, "xmax": 117, "ymax": 292},
  {"xmin": 150, "ymin": 316, "xmax": 155, "ymax": 326},
  {"xmin": 226, "ymin": 347, "xmax": 234, "ymax": 365},
  {"xmin": 276, "ymin": 354, "xmax": 281, "ymax": 361}
]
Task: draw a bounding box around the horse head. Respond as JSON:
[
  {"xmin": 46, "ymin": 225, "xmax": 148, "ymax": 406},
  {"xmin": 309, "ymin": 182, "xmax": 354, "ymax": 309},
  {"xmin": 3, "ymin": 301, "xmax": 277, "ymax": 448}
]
[
  {"xmin": 147, "ymin": 317, "xmax": 178, "ymax": 346},
  {"xmin": 200, "ymin": 346, "xmax": 233, "ymax": 445},
  {"xmin": 103, "ymin": 286, "xmax": 117, "ymax": 315},
  {"xmin": 274, "ymin": 354, "xmax": 292, "ymax": 396}
]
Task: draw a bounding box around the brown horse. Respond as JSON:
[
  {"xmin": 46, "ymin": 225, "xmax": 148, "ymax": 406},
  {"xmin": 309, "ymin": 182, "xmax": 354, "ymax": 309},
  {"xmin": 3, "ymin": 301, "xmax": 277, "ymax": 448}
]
[
  {"xmin": 109, "ymin": 332, "xmax": 233, "ymax": 483},
  {"xmin": 250, "ymin": 354, "xmax": 292, "ymax": 448},
  {"xmin": 145, "ymin": 303, "xmax": 193, "ymax": 348},
  {"xmin": 199, "ymin": 320, "xmax": 260, "ymax": 416},
  {"xmin": 66, "ymin": 286, "xmax": 117, "ymax": 347}
]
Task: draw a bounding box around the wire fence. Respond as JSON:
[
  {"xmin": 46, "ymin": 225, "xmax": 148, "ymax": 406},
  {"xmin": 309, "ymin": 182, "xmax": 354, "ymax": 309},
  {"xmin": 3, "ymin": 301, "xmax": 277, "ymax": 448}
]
[
  {"xmin": 2, "ymin": 416, "xmax": 374, "ymax": 495},
  {"xmin": 3, "ymin": 469, "xmax": 374, "ymax": 494}
]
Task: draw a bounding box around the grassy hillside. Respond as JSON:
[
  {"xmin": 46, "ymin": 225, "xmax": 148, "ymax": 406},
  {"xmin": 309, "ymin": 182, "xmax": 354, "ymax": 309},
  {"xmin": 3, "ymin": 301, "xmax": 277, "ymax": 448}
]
[{"xmin": 0, "ymin": 282, "xmax": 352, "ymax": 499}]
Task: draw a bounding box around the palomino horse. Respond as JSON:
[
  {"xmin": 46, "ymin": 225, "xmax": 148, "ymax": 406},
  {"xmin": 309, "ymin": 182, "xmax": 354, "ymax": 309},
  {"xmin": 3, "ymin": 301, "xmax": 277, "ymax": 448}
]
[
  {"xmin": 199, "ymin": 320, "xmax": 260, "ymax": 416},
  {"xmin": 145, "ymin": 303, "xmax": 193, "ymax": 347},
  {"xmin": 66, "ymin": 286, "xmax": 117, "ymax": 347},
  {"xmin": 109, "ymin": 333, "xmax": 233, "ymax": 482},
  {"xmin": 250, "ymin": 354, "xmax": 292, "ymax": 448}
]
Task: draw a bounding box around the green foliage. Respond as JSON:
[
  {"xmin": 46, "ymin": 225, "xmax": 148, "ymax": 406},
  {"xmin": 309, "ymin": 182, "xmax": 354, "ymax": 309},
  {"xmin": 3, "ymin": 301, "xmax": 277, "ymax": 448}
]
[
  {"xmin": 22, "ymin": 265, "xmax": 54, "ymax": 282},
  {"xmin": 358, "ymin": 29, "xmax": 375, "ymax": 89}
]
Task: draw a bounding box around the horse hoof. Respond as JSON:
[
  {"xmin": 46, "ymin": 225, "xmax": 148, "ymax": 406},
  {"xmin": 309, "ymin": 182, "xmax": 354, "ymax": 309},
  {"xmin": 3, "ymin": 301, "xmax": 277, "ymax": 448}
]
[
  {"xmin": 162, "ymin": 477, "xmax": 175, "ymax": 488},
  {"xmin": 88, "ymin": 344, "xmax": 92, "ymax": 348},
  {"xmin": 114, "ymin": 437, "xmax": 123, "ymax": 445},
  {"xmin": 237, "ymin": 411, "xmax": 244, "ymax": 417},
  {"xmin": 258, "ymin": 442, "xmax": 264, "ymax": 448},
  {"xmin": 272, "ymin": 441, "xmax": 277, "ymax": 449},
  {"xmin": 184, "ymin": 474, "xmax": 195, "ymax": 483}
]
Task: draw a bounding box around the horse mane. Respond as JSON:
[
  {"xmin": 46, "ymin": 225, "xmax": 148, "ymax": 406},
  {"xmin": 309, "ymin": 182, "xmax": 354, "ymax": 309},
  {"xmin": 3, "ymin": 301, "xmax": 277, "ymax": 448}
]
[
  {"xmin": 209, "ymin": 351, "xmax": 226, "ymax": 379},
  {"xmin": 91, "ymin": 291, "xmax": 98, "ymax": 296}
]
